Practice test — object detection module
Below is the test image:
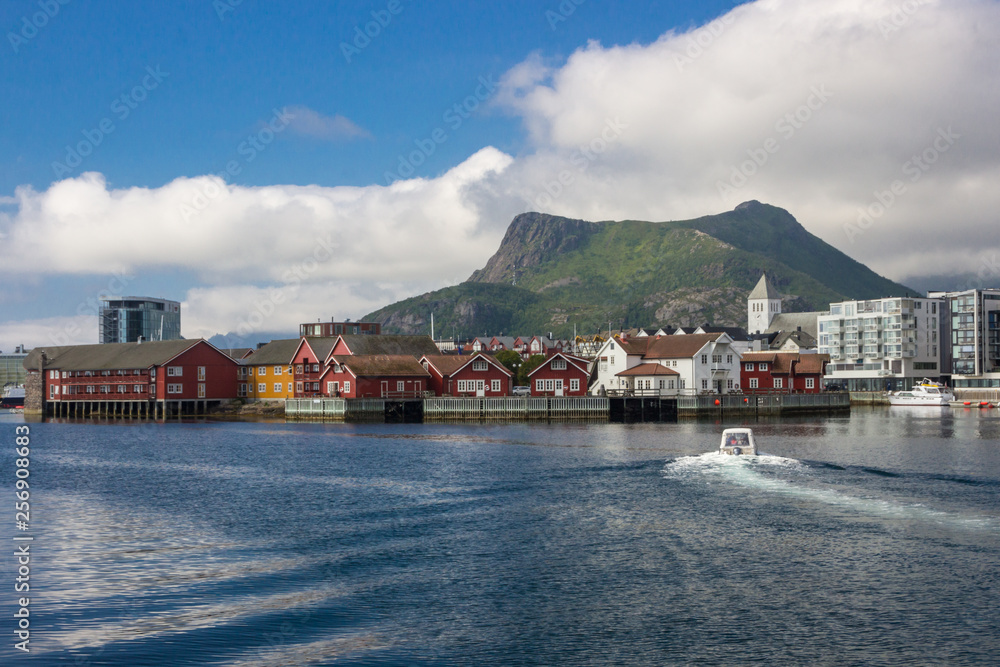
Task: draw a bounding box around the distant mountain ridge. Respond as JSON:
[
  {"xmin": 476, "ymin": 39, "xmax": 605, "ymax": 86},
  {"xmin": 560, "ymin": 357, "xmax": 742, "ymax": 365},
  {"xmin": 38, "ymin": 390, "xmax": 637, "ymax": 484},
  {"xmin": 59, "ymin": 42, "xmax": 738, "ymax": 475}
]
[{"xmin": 364, "ymin": 202, "xmax": 916, "ymax": 338}]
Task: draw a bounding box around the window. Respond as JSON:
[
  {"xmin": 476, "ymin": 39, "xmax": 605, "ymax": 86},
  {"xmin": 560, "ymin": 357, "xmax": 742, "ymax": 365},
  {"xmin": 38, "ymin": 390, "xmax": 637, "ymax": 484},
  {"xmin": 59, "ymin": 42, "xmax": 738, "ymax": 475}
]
[
  {"xmin": 295, "ymin": 365, "xmax": 303, "ymax": 374},
  {"xmin": 87, "ymin": 386, "xmax": 95, "ymax": 394},
  {"xmin": 727, "ymin": 355, "xmax": 733, "ymax": 364},
  {"xmin": 536, "ymin": 379, "xmax": 544, "ymax": 392},
  {"xmin": 701, "ymin": 354, "xmax": 708, "ymax": 364},
  {"xmin": 458, "ymin": 380, "xmax": 467, "ymax": 392},
  {"xmin": 472, "ymin": 359, "xmax": 488, "ymax": 371},
  {"xmin": 168, "ymin": 384, "xmax": 182, "ymax": 394},
  {"xmin": 258, "ymin": 383, "xmax": 266, "ymax": 393},
  {"xmin": 198, "ymin": 366, "xmax": 206, "ymax": 381},
  {"xmin": 668, "ymin": 379, "xmax": 675, "ymax": 389},
  {"xmin": 552, "ymin": 358, "xmax": 567, "ymax": 370},
  {"xmin": 491, "ymin": 379, "xmax": 501, "ymax": 392},
  {"xmin": 555, "ymin": 379, "xmax": 564, "ymax": 391},
  {"xmin": 117, "ymin": 385, "xmax": 126, "ymax": 393},
  {"xmin": 312, "ymin": 364, "xmax": 320, "ymax": 373},
  {"xmin": 198, "ymin": 383, "xmax": 206, "ymax": 398},
  {"xmin": 295, "ymin": 382, "xmax": 303, "ymax": 392},
  {"xmin": 727, "ymin": 379, "xmax": 734, "ymax": 389},
  {"xmin": 238, "ymin": 384, "xmax": 246, "ymax": 397},
  {"xmin": 758, "ymin": 363, "xmax": 767, "ymax": 371},
  {"xmin": 343, "ymin": 381, "xmax": 350, "ymax": 394},
  {"xmin": 701, "ymin": 379, "xmax": 708, "ymax": 390},
  {"xmin": 712, "ymin": 354, "xmax": 722, "ymax": 364},
  {"xmin": 749, "ymin": 378, "xmax": 758, "ymax": 389},
  {"xmin": 774, "ymin": 378, "xmax": 783, "ymax": 389},
  {"xmin": 806, "ymin": 378, "xmax": 815, "ymax": 389},
  {"xmin": 134, "ymin": 385, "xmax": 143, "ymax": 393},
  {"xmin": 274, "ymin": 383, "xmax": 282, "ymax": 393},
  {"xmin": 397, "ymin": 381, "xmax": 405, "ymax": 392},
  {"xmin": 476, "ymin": 380, "xmax": 485, "ymax": 392},
  {"xmin": 680, "ymin": 379, "xmax": 686, "ymax": 389},
  {"xmin": 167, "ymin": 366, "xmax": 182, "ymax": 376},
  {"xmin": 672, "ymin": 360, "xmax": 677, "ymax": 367},
  {"xmin": 274, "ymin": 366, "xmax": 282, "ymax": 376},
  {"xmin": 545, "ymin": 379, "xmax": 554, "ymax": 391},
  {"xmin": 745, "ymin": 363, "xmax": 754, "ymax": 371}
]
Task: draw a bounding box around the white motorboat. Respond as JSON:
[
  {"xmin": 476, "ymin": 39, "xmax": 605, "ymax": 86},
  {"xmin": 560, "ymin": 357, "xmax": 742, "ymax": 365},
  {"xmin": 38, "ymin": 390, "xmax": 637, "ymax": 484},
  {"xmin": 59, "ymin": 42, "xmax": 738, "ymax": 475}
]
[
  {"xmin": 719, "ymin": 428, "xmax": 757, "ymax": 456},
  {"xmin": 887, "ymin": 378, "xmax": 954, "ymax": 406}
]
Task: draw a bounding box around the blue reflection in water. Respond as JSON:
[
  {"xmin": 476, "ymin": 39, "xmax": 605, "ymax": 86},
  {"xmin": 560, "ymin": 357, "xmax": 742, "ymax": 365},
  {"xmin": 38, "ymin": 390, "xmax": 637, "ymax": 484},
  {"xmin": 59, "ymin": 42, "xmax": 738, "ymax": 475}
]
[{"xmin": 0, "ymin": 411, "xmax": 998, "ymax": 666}]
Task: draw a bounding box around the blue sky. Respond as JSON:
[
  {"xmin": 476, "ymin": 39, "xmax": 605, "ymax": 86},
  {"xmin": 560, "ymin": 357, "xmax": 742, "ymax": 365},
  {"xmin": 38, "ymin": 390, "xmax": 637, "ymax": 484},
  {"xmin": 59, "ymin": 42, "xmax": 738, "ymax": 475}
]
[
  {"xmin": 2, "ymin": 0, "xmax": 999, "ymax": 350},
  {"xmin": 2, "ymin": 0, "xmax": 743, "ymax": 193}
]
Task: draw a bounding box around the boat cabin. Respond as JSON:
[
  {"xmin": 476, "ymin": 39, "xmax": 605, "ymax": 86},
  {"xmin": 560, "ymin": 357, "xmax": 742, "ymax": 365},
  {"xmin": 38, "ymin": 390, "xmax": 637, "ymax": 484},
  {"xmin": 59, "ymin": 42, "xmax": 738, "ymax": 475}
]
[{"xmin": 719, "ymin": 428, "xmax": 758, "ymax": 456}]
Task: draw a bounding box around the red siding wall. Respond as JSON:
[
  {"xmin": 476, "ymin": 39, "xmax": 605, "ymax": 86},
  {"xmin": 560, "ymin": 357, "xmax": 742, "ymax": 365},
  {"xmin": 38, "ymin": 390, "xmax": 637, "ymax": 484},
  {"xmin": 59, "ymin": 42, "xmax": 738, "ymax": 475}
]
[
  {"xmin": 529, "ymin": 361, "xmax": 589, "ymax": 396},
  {"xmin": 449, "ymin": 363, "xmax": 511, "ymax": 397}
]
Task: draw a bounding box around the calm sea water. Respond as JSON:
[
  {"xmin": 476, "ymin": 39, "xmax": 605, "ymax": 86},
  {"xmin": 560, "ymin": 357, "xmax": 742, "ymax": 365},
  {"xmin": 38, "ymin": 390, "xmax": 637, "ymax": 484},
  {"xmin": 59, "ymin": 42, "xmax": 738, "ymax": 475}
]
[{"xmin": 2, "ymin": 409, "xmax": 999, "ymax": 666}]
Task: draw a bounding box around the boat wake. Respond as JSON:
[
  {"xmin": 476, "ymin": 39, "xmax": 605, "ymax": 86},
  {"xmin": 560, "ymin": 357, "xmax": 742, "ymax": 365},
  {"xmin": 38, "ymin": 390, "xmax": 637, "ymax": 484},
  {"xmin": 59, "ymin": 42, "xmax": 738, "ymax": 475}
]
[{"xmin": 663, "ymin": 452, "xmax": 998, "ymax": 534}]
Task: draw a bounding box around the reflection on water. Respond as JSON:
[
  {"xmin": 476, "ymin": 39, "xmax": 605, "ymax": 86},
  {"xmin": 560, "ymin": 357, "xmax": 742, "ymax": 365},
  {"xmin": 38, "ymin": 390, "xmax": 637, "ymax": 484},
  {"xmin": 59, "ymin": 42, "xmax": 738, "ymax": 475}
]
[{"xmin": 1, "ymin": 411, "xmax": 998, "ymax": 665}]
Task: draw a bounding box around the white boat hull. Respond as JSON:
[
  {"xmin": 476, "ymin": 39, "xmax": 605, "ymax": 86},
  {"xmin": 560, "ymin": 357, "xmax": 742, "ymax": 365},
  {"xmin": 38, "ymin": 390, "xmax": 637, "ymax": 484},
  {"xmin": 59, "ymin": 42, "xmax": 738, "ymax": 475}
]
[{"xmin": 887, "ymin": 395, "xmax": 952, "ymax": 406}]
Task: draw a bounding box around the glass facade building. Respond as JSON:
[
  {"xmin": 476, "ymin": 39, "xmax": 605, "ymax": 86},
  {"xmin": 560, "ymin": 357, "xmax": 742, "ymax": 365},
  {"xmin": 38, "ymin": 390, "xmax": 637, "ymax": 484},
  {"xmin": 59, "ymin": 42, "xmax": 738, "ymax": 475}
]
[
  {"xmin": 99, "ymin": 297, "xmax": 182, "ymax": 344},
  {"xmin": 929, "ymin": 289, "xmax": 1000, "ymax": 386},
  {"xmin": 1, "ymin": 345, "xmax": 29, "ymax": 388}
]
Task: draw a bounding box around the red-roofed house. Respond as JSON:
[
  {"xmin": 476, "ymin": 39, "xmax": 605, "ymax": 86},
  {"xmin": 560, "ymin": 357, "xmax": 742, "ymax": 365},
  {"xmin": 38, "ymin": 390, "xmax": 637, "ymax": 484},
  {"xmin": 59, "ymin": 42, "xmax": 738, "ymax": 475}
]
[
  {"xmin": 740, "ymin": 352, "xmax": 829, "ymax": 393},
  {"xmin": 320, "ymin": 355, "xmax": 430, "ymax": 398},
  {"xmin": 420, "ymin": 353, "xmax": 513, "ymax": 397},
  {"xmin": 527, "ymin": 352, "xmax": 590, "ymax": 396}
]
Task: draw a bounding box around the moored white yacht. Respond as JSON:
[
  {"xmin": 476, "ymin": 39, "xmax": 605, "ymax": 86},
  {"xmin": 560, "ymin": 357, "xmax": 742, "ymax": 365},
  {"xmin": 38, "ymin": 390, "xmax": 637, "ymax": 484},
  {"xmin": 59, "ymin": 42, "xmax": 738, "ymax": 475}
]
[{"xmin": 887, "ymin": 379, "xmax": 953, "ymax": 406}]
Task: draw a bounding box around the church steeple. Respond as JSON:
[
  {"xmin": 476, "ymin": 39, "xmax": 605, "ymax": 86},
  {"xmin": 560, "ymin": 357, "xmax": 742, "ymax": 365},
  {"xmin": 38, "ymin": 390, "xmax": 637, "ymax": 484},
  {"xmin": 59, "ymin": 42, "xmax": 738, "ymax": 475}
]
[{"xmin": 748, "ymin": 273, "xmax": 781, "ymax": 334}]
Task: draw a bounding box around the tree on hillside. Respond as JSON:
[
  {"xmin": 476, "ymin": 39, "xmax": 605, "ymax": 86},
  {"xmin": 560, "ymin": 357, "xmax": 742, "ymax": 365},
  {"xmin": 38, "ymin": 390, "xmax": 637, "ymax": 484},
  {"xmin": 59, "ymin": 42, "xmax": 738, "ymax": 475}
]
[
  {"xmin": 517, "ymin": 354, "xmax": 547, "ymax": 386},
  {"xmin": 494, "ymin": 350, "xmax": 522, "ymax": 377}
]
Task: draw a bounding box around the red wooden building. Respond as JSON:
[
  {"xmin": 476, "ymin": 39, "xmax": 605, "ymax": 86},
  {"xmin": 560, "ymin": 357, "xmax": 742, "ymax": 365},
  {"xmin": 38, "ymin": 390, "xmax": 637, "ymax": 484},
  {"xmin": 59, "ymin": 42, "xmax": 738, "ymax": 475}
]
[
  {"xmin": 23, "ymin": 339, "xmax": 238, "ymax": 417},
  {"xmin": 739, "ymin": 352, "xmax": 829, "ymax": 393},
  {"xmin": 320, "ymin": 355, "xmax": 430, "ymax": 398},
  {"xmin": 290, "ymin": 337, "xmax": 339, "ymax": 397},
  {"xmin": 527, "ymin": 352, "xmax": 590, "ymax": 396},
  {"xmin": 420, "ymin": 353, "xmax": 513, "ymax": 397}
]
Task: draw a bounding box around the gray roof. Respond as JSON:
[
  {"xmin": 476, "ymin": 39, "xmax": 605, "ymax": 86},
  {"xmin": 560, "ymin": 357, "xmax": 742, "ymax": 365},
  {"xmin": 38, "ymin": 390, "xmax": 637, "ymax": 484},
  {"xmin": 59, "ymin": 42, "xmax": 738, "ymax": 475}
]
[
  {"xmin": 221, "ymin": 348, "xmax": 254, "ymax": 360},
  {"xmin": 241, "ymin": 339, "xmax": 300, "ymax": 365},
  {"xmin": 23, "ymin": 339, "xmax": 218, "ymax": 371},
  {"xmin": 337, "ymin": 335, "xmax": 439, "ymax": 358},
  {"xmin": 748, "ymin": 273, "xmax": 781, "ymax": 300},
  {"xmin": 699, "ymin": 326, "xmax": 751, "ymax": 341},
  {"xmin": 764, "ymin": 312, "xmax": 822, "ymax": 339},
  {"xmin": 771, "ymin": 329, "xmax": 818, "ymax": 350},
  {"xmin": 301, "ymin": 337, "xmax": 340, "ymax": 361}
]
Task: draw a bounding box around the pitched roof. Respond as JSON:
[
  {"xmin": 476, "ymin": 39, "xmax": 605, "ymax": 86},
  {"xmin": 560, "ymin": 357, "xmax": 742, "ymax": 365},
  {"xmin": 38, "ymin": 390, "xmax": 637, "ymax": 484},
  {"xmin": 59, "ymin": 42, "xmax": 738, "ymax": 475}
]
[
  {"xmin": 242, "ymin": 339, "xmax": 300, "ymax": 365},
  {"xmin": 527, "ymin": 352, "xmax": 590, "ymax": 377},
  {"xmin": 616, "ymin": 362, "xmax": 680, "ymax": 377},
  {"xmin": 699, "ymin": 326, "xmax": 751, "ymax": 340},
  {"xmin": 298, "ymin": 337, "xmax": 340, "ymax": 362},
  {"xmin": 643, "ymin": 333, "xmax": 727, "ymax": 359},
  {"xmin": 794, "ymin": 353, "xmax": 829, "ymax": 374},
  {"xmin": 336, "ymin": 335, "xmax": 439, "ymax": 358},
  {"xmin": 330, "ymin": 355, "xmax": 430, "ymax": 377},
  {"xmin": 221, "ymin": 348, "xmax": 254, "ymax": 360},
  {"xmin": 764, "ymin": 312, "xmax": 821, "ymax": 339},
  {"xmin": 771, "ymin": 329, "xmax": 817, "ymax": 350},
  {"xmin": 24, "ymin": 339, "xmax": 218, "ymax": 371},
  {"xmin": 420, "ymin": 352, "xmax": 512, "ymax": 377},
  {"xmin": 748, "ymin": 273, "xmax": 781, "ymax": 300}
]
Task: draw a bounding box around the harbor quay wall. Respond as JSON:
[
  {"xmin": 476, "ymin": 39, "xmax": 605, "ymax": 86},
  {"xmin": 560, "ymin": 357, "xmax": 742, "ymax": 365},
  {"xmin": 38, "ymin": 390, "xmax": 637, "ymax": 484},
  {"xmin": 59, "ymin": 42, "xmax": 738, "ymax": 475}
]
[{"xmin": 286, "ymin": 394, "xmax": 849, "ymax": 423}]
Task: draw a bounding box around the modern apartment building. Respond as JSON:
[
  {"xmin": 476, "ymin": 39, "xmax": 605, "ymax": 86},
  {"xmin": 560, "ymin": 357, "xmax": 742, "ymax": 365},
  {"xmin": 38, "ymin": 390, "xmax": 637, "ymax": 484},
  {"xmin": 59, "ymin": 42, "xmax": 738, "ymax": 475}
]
[
  {"xmin": 99, "ymin": 297, "xmax": 181, "ymax": 344},
  {"xmin": 927, "ymin": 288, "xmax": 1000, "ymax": 387},
  {"xmin": 817, "ymin": 296, "xmax": 944, "ymax": 391}
]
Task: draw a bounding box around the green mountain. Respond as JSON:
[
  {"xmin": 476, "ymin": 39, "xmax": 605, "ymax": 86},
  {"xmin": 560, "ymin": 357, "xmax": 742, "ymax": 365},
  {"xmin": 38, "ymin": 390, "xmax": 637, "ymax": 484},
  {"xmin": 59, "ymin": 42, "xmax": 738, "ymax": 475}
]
[{"xmin": 364, "ymin": 201, "xmax": 916, "ymax": 338}]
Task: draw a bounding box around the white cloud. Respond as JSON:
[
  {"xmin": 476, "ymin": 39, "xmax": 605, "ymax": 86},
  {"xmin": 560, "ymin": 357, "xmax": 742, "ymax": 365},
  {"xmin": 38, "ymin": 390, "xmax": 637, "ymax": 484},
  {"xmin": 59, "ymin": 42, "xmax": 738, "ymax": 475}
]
[
  {"xmin": 0, "ymin": 315, "xmax": 96, "ymax": 351},
  {"xmin": 283, "ymin": 105, "xmax": 373, "ymax": 141},
  {"xmin": 3, "ymin": 0, "xmax": 1000, "ymax": 343}
]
